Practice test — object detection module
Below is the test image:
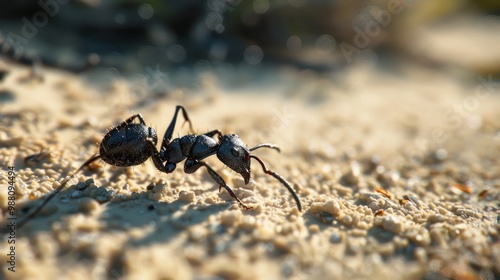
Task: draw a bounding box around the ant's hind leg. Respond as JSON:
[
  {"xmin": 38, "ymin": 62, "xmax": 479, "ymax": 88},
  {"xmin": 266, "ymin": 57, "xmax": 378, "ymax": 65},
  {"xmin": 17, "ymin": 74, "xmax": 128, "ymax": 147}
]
[
  {"xmin": 107, "ymin": 114, "xmax": 147, "ymax": 135},
  {"xmin": 15, "ymin": 153, "xmax": 102, "ymax": 231},
  {"xmin": 184, "ymin": 159, "xmax": 253, "ymax": 210},
  {"xmin": 118, "ymin": 114, "xmax": 147, "ymax": 128}
]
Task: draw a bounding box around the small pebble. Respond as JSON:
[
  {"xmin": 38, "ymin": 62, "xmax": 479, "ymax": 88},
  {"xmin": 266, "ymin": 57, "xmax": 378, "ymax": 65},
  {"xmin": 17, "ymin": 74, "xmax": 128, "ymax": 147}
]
[
  {"xmin": 146, "ymin": 182, "xmax": 155, "ymax": 191},
  {"xmin": 429, "ymin": 226, "xmax": 448, "ymax": 246},
  {"xmin": 130, "ymin": 192, "xmax": 140, "ymax": 200},
  {"xmin": 79, "ymin": 197, "xmax": 100, "ymax": 214},
  {"xmin": 427, "ymin": 214, "xmax": 444, "ymax": 224},
  {"xmin": 71, "ymin": 190, "xmax": 83, "ymax": 199},
  {"xmin": 308, "ymin": 224, "xmax": 320, "ymax": 233},
  {"xmin": 204, "ymin": 196, "xmax": 216, "ymax": 205},
  {"xmin": 339, "ymin": 213, "xmax": 354, "ymax": 226},
  {"xmin": 318, "ymin": 211, "xmax": 335, "ymax": 224},
  {"xmin": 148, "ymin": 193, "xmax": 162, "ymax": 201},
  {"xmin": 254, "ymin": 224, "xmax": 274, "ymax": 241},
  {"xmin": 179, "ymin": 190, "xmax": 196, "ymax": 202},
  {"xmin": 332, "ymin": 184, "xmax": 353, "ymax": 197},
  {"xmin": 90, "ymin": 187, "xmax": 108, "ymax": 199},
  {"xmin": 341, "ymin": 161, "xmax": 361, "ymax": 185},
  {"xmin": 95, "ymin": 194, "xmax": 111, "ymax": 203},
  {"xmin": 347, "ymin": 237, "xmax": 366, "ymax": 253},
  {"xmin": 310, "ymin": 199, "xmax": 341, "ymax": 216},
  {"xmin": 381, "ymin": 215, "xmax": 405, "ymax": 234},
  {"xmin": 220, "ymin": 211, "xmax": 242, "ymax": 226},
  {"xmin": 330, "ymin": 232, "xmax": 343, "ymax": 243},
  {"xmin": 350, "ymin": 228, "xmax": 367, "ymax": 237},
  {"xmin": 240, "ymin": 216, "xmax": 256, "ymax": 230},
  {"xmin": 189, "ymin": 226, "xmax": 208, "ymax": 242},
  {"xmin": 85, "ymin": 178, "xmax": 94, "ymax": 186},
  {"xmin": 184, "ymin": 246, "xmax": 205, "ymax": 265},
  {"xmin": 34, "ymin": 169, "xmax": 46, "ymax": 176},
  {"xmin": 378, "ymin": 242, "xmax": 395, "ymax": 256}
]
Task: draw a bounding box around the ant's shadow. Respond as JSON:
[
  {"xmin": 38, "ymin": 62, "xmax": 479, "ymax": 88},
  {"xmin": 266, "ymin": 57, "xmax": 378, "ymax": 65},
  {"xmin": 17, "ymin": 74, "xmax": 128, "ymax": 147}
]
[{"xmin": 15, "ymin": 186, "xmax": 227, "ymax": 247}]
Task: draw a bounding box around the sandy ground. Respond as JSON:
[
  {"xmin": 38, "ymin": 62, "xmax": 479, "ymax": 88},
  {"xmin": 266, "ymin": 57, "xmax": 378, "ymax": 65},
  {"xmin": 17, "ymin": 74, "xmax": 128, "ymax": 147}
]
[{"xmin": 0, "ymin": 61, "xmax": 499, "ymax": 280}]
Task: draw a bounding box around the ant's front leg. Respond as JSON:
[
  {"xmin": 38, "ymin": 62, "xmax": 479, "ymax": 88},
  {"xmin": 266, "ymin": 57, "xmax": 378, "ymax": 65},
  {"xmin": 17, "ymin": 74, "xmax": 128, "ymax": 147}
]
[{"xmin": 184, "ymin": 159, "xmax": 253, "ymax": 210}]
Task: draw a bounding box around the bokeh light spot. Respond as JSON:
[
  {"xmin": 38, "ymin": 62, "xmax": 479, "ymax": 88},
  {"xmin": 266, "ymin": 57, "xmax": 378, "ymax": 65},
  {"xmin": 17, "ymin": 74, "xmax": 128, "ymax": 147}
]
[
  {"xmin": 167, "ymin": 44, "xmax": 186, "ymax": 63},
  {"xmin": 287, "ymin": 36, "xmax": 302, "ymax": 52},
  {"xmin": 138, "ymin": 3, "xmax": 154, "ymax": 20},
  {"xmin": 254, "ymin": 0, "xmax": 270, "ymax": 14},
  {"xmin": 244, "ymin": 45, "xmax": 264, "ymax": 65},
  {"xmin": 315, "ymin": 34, "xmax": 336, "ymax": 54}
]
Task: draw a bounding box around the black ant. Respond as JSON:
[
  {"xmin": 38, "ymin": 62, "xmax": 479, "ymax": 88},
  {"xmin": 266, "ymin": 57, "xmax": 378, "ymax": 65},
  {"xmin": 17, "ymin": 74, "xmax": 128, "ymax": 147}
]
[{"xmin": 16, "ymin": 105, "xmax": 301, "ymax": 229}]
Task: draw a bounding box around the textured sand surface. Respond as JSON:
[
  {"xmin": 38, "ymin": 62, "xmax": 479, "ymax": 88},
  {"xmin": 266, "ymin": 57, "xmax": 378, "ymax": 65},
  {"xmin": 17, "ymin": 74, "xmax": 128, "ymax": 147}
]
[{"xmin": 0, "ymin": 62, "xmax": 499, "ymax": 279}]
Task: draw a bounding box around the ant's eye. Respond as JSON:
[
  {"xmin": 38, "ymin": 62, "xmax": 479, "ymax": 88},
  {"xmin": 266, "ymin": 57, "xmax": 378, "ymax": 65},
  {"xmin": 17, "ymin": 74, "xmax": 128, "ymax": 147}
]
[{"xmin": 231, "ymin": 147, "xmax": 239, "ymax": 157}]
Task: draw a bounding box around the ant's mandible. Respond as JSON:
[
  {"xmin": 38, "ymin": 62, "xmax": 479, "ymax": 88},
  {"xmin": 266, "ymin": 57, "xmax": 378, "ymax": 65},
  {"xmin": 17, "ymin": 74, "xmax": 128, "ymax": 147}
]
[{"xmin": 17, "ymin": 105, "xmax": 302, "ymax": 229}]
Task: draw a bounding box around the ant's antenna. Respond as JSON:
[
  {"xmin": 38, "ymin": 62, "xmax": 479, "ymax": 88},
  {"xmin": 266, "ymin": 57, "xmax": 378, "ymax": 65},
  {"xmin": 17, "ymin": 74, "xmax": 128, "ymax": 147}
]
[{"xmin": 250, "ymin": 155, "xmax": 302, "ymax": 211}]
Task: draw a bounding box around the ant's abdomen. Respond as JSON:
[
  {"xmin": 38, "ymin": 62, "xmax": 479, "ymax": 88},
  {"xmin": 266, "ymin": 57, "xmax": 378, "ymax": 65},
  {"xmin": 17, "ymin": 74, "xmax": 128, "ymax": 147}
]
[{"xmin": 100, "ymin": 123, "xmax": 158, "ymax": 167}]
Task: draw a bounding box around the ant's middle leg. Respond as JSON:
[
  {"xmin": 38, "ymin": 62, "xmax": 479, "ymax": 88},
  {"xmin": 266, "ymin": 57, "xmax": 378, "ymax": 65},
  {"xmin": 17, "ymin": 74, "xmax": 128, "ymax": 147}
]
[
  {"xmin": 161, "ymin": 106, "xmax": 194, "ymax": 148},
  {"xmin": 184, "ymin": 159, "xmax": 253, "ymax": 210}
]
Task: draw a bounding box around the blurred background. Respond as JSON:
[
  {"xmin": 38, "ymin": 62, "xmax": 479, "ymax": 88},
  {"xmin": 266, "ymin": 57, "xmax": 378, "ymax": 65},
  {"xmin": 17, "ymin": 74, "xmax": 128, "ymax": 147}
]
[
  {"xmin": 2, "ymin": 3, "xmax": 500, "ymax": 280},
  {"xmin": 0, "ymin": 0, "xmax": 500, "ymax": 89}
]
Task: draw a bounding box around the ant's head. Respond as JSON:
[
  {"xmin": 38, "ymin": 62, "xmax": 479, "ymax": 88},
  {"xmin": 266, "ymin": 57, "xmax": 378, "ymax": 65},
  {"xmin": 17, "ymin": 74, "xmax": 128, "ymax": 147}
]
[{"xmin": 217, "ymin": 134, "xmax": 251, "ymax": 183}]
